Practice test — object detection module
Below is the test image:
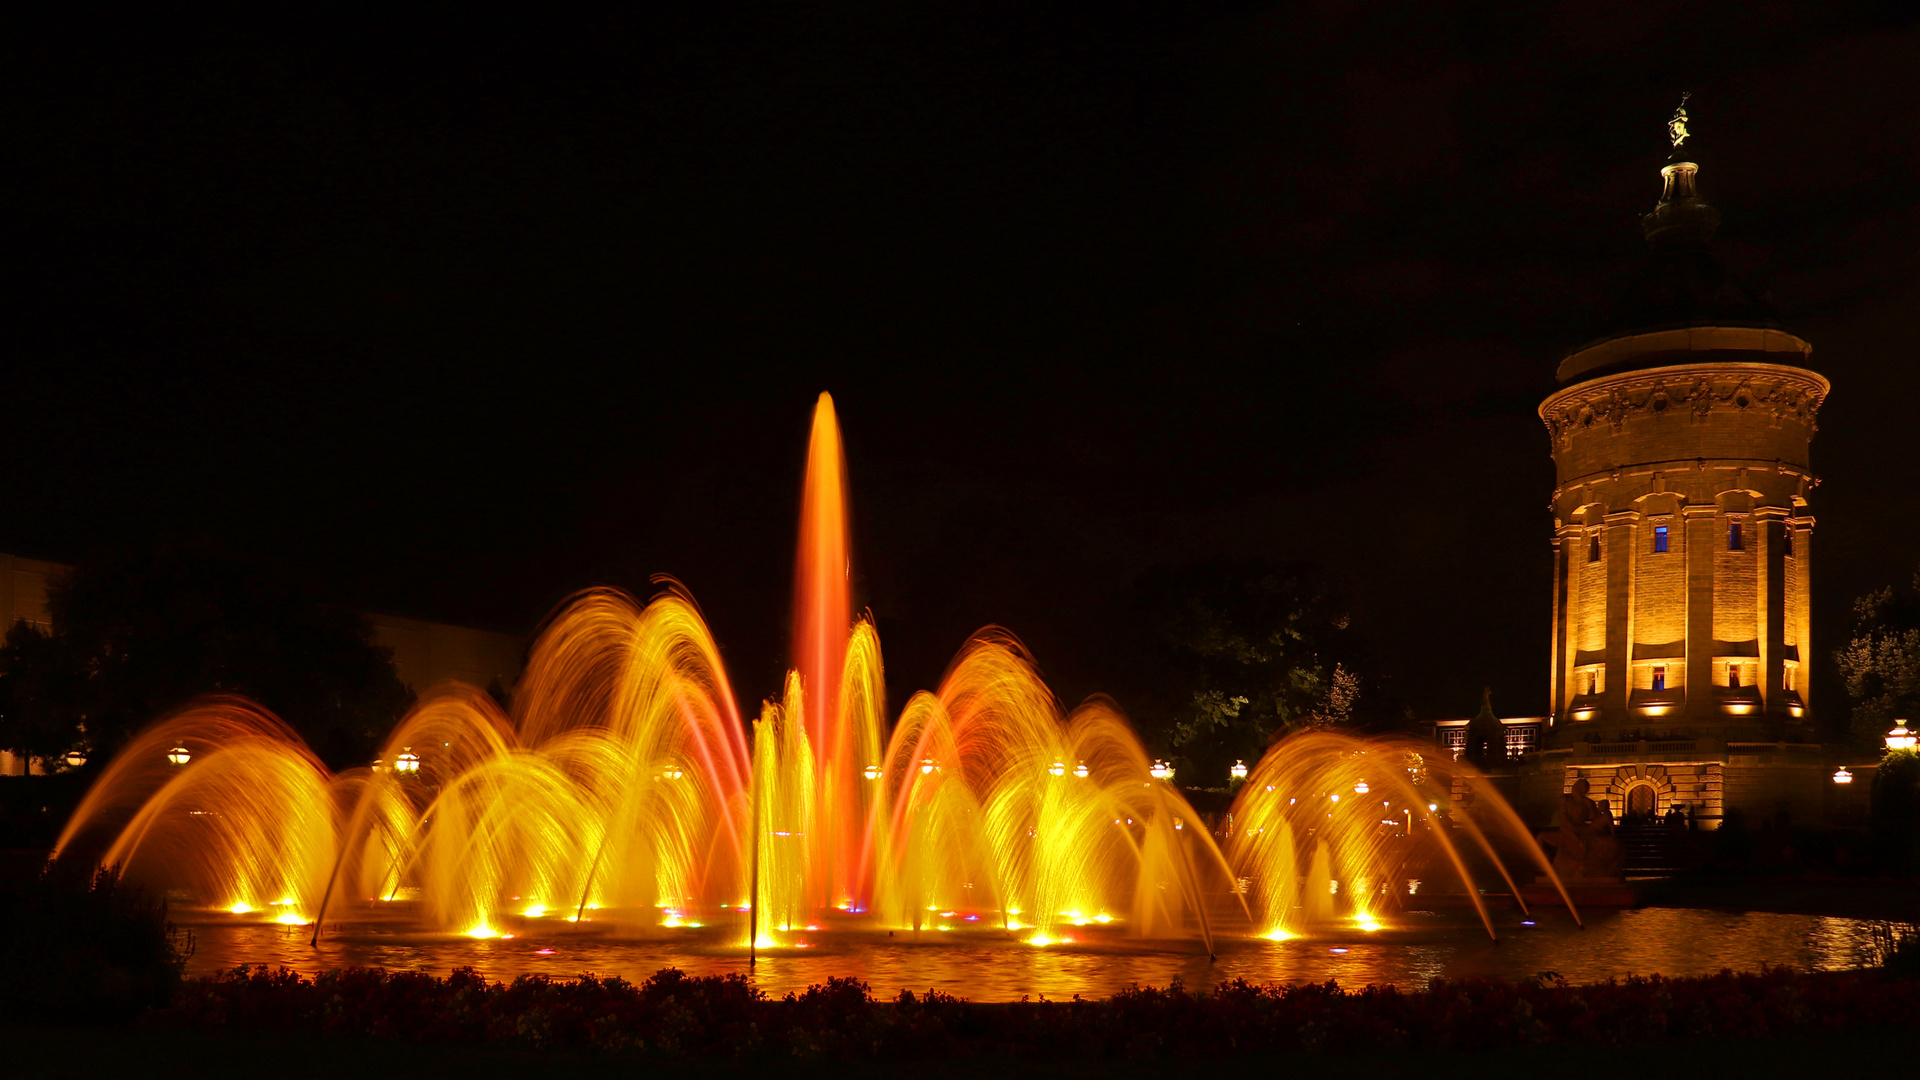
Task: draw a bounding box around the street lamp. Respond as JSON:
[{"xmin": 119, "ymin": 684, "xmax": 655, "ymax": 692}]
[
  {"xmin": 863, "ymin": 764, "xmax": 883, "ymax": 781},
  {"xmin": 920, "ymin": 758, "xmax": 936, "ymax": 775},
  {"xmin": 1230, "ymin": 760, "xmax": 1249, "ymax": 781},
  {"xmin": 1149, "ymin": 760, "xmax": 1173, "ymax": 781},
  {"xmin": 1073, "ymin": 762, "xmax": 1089, "ymax": 779},
  {"xmin": 1353, "ymin": 780, "xmax": 1370, "ymax": 795},
  {"xmin": 1832, "ymin": 767, "xmax": 1854, "ymax": 784},
  {"xmin": 662, "ymin": 765, "xmax": 684, "ymax": 780},
  {"xmin": 1048, "ymin": 761, "xmax": 1066, "ymax": 777},
  {"xmin": 395, "ymin": 748, "xmax": 421, "ymax": 775},
  {"xmin": 166, "ymin": 745, "xmax": 191, "ymax": 766},
  {"xmin": 63, "ymin": 749, "xmax": 87, "ymax": 769},
  {"xmin": 1887, "ymin": 719, "xmax": 1917, "ymax": 752}
]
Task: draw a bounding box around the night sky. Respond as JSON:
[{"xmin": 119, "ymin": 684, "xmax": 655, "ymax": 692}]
[{"xmin": 7, "ymin": 3, "xmax": 1920, "ymax": 725}]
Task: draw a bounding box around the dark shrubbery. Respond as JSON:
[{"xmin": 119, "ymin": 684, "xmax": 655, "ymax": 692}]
[
  {"xmin": 1868, "ymin": 923, "xmax": 1920, "ymax": 979},
  {"xmin": 0, "ymin": 864, "xmax": 187, "ymax": 1023},
  {"xmin": 150, "ymin": 963, "xmax": 1920, "ymax": 1059},
  {"xmin": 1872, "ymin": 750, "xmax": 1920, "ymax": 874}
]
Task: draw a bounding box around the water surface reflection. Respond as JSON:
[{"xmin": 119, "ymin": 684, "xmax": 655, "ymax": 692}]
[{"xmin": 181, "ymin": 907, "xmax": 1884, "ymax": 1001}]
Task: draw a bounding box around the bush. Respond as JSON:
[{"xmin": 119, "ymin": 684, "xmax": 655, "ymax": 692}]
[
  {"xmin": 1871, "ymin": 749, "xmax": 1920, "ymax": 874},
  {"xmin": 0, "ymin": 863, "xmax": 188, "ymax": 1023},
  {"xmin": 149, "ymin": 963, "xmax": 1920, "ymax": 1058},
  {"xmin": 1867, "ymin": 923, "xmax": 1920, "ymax": 978}
]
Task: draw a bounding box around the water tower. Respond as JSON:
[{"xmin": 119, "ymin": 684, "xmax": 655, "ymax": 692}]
[{"xmin": 1535, "ymin": 100, "xmax": 1830, "ymax": 826}]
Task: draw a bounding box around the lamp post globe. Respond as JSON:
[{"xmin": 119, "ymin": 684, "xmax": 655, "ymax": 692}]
[
  {"xmin": 1887, "ymin": 719, "xmax": 1917, "ymax": 753},
  {"xmin": 166, "ymin": 745, "xmax": 191, "ymax": 766}
]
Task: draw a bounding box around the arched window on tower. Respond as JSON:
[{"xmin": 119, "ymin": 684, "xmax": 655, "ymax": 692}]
[
  {"xmin": 1588, "ymin": 533, "xmax": 1601, "ymax": 562},
  {"xmin": 1654, "ymin": 525, "xmax": 1669, "ymax": 553},
  {"xmin": 1729, "ymin": 523, "xmax": 1743, "ymax": 551},
  {"xmin": 1784, "ymin": 530, "xmax": 1795, "ymax": 557}
]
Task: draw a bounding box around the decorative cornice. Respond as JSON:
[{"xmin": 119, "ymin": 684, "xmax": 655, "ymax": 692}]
[{"xmin": 1539, "ymin": 361, "xmax": 1829, "ymax": 451}]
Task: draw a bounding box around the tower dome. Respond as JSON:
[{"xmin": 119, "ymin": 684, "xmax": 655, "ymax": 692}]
[{"xmin": 1559, "ymin": 98, "xmax": 1791, "ymax": 384}]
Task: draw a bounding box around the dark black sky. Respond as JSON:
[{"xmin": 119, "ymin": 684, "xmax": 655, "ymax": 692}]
[{"xmin": 6, "ymin": 2, "xmax": 1920, "ymax": 724}]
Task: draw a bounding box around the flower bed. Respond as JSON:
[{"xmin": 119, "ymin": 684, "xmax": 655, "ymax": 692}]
[{"xmin": 149, "ymin": 964, "xmax": 1920, "ymax": 1058}]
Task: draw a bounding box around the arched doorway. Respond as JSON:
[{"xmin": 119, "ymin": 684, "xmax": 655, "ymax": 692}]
[{"xmin": 1625, "ymin": 783, "xmax": 1657, "ymax": 821}]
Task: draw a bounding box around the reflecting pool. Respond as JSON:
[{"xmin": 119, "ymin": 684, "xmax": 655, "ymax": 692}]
[{"xmin": 179, "ymin": 905, "xmax": 1885, "ymax": 1001}]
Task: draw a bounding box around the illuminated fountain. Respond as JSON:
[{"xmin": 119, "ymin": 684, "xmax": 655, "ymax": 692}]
[
  {"xmin": 1227, "ymin": 731, "xmax": 1575, "ymax": 940},
  {"xmin": 53, "ymin": 394, "xmax": 1569, "ymax": 954}
]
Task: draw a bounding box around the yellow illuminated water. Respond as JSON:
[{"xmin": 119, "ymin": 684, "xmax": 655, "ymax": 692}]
[
  {"xmin": 53, "ymin": 394, "xmax": 1566, "ymax": 973},
  {"xmin": 174, "ymin": 907, "xmax": 1889, "ymax": 1001}
]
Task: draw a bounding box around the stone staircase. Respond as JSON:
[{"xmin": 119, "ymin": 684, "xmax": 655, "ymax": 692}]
[{"xmin": 1617, "ymin": 823, "xmax": 1698, "ymax": 879}]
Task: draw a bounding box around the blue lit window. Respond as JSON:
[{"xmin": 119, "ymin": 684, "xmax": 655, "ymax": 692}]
[
  {"xmin": 1654, "ymin": 525, "xmax": 1669, "ymax": 553},
  {"xmin": 1729, "ymin": 523, "xmax": 1742, "ymax": 551},
  {"xmin": 1652, "ymin": 666, "xmax": 1666, "ymax": 691}
]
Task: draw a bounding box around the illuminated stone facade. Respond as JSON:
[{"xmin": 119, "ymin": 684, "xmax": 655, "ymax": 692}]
[{"xmin": 1542, "ymin": 332, "xmax": 1827, "ymax": 735}]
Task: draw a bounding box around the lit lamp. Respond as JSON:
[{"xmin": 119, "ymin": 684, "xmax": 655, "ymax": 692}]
[
  {"xmin": 1230, "ymin": 760, "xmax": 1249, "ymax": 781},
  {"xmin": 1353, "ymin": 780, "xmax": 1370, "ymax": 795},
  {"xmin": 1048, "ymin": 761, "xmax": 1066, "ymax": 777},
  {"xmin": 863, "ymin": 764, "xmax": 883, "ymax": 781},
  {"xmin": 395, "ymin": 748, "xmax": 421, "ymax": 775},
  {"xmin": 1887, "ymin": 719, "xmax": 1917, "ymax": 752},
  {"xmin": 1149, "ymin": 760, "xmax": 1172, "ymax": 781},
  {"xmin": 920, "ymin": 758, "xmax": 936, "ymax": 775},
  {"xmin": 63, "ymin": 749, "xmax": 87, "ymax": 769},
  {"xmin": 663, "ymin": 765, "xmax": 684, "ymax": 780},
  {"xmin": 166, "ymin": 745, "xmax": 191, "ymax": 766},
  {"xmin": 1832, "ymin": 767, "xmax": 1854, "ymax": 785},
  {"xmin": 1073, "ymin": 762, "xmax": 1089, "ymax": 779}
]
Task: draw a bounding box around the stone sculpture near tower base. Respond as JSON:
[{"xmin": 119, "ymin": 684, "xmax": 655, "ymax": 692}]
[{"xmin": 1525, "ymin": 103, "xmax": 1833, "ymax": 833}]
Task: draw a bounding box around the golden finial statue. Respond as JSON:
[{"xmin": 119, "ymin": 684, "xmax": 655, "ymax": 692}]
[{"xmin": 1667, "ymin": 92, "xmax": 1692, "ymax": 150}]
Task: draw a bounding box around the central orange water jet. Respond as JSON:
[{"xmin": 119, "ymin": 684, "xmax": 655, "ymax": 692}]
[{"xmin": 794, "ymin": 393, "xmax": 854, "ymax": 909}]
